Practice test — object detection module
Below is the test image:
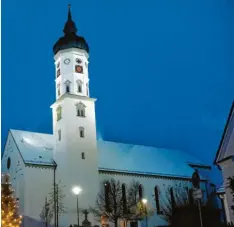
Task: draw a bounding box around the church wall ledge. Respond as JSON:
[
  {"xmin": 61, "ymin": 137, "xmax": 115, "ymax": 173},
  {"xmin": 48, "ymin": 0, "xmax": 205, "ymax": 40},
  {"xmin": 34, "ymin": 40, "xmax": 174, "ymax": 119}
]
[{"xmin": 98, "ymin": 168, "xmax": 207, "ymax": 182}]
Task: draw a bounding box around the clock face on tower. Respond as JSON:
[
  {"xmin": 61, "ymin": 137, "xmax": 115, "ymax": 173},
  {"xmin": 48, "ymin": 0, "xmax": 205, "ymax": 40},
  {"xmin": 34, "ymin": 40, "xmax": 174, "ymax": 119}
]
[
  {"xmin": 64, "ymin": 58, "xmax": 70, "ymax": 65},
  {"xmin": 75, "ymin": 65, "xmax": 83, "ymax": 74}
]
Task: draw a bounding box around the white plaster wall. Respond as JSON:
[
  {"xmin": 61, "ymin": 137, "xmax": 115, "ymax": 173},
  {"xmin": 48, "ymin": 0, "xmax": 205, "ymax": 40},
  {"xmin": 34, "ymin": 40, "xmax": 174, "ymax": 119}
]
[
  {"xmin": 54, "ymin": 48, "xmax": 89, "ymax": 99},
  {"xmin": 1, "ymin": 132, "xmax": 25, "ymax": 216},
  {"xmin": 221, "ymin": 161, "xmax": 234, "ymax": 223},
  {"xmin": 24, "ymin": 166, "xmax": 54, "ymax": 224},
  {"xmin": 99, "ymin": 172, "xmax": 208, "ymax": 227}
]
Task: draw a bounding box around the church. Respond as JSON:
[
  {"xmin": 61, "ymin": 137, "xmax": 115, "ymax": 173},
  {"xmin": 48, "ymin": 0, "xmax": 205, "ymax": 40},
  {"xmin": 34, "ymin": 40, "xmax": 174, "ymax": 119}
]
[{"xmin": 2, "ymin": 6, "xmax": 216, "ymax": 227}]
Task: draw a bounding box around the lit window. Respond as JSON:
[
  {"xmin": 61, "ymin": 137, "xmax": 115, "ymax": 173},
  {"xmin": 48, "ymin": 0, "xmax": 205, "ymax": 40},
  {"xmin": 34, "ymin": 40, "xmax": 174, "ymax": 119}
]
[
  {"xmin": 76, "ymin": 102, "xmax": 86, "ymax": 117},
  {"xmin": 56, "ymin": 106, "xmax": 62, "ymax": 121},
  {"xmin": 79, "ymin": 127, "xmax": 85, "ymax": 138},
  {"xmin": 81, "ymin": 152, "xmax": 85, "ymax": 159},
  {"xmin": 77, "ymin": 80, "xmax": 83, "ymax": 93},
  {"xmin": 58, "ymin": 129, "xmax": 61, "ymax": 141}
]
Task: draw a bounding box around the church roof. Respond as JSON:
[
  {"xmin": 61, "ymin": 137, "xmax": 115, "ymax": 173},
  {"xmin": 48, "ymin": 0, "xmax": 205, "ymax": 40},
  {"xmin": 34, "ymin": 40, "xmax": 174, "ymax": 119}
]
[{"xmin": 8, "ymin": 129, "xmax": 208, "ymax": 179}]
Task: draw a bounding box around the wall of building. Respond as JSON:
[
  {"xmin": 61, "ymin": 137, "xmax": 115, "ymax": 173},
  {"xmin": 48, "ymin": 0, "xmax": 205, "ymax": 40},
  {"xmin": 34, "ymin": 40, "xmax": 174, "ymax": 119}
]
[
  {"xmin": 99, "ymin": 171, "xmax": 208, "ymax": 227},
  {"xmin": 1, "ymin": 132, "xmax": 26, "ymax": 216},
  {"xmin": 221, "ymin": 160, "xmax": 234, "ymax": 223},
  {"xmin": 24, "ymin": 166, "xmax": 54, "ymax": 226}
]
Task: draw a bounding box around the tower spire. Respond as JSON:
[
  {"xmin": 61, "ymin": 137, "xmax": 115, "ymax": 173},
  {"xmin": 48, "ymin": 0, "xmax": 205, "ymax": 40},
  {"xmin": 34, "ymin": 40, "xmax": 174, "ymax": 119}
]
[
  {"xmin": 63, "ymin": 4, "xmax": 77, "ymax": 34},
  {"xmin": 68, "ymin": 4, "xmax": 72, "ymax": 21}
]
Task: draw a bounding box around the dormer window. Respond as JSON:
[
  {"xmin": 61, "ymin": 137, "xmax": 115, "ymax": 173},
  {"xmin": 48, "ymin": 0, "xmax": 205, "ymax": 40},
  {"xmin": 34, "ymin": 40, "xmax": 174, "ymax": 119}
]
[
  {"xmin": 77, "ymin": 80, "xmax": 83, "ymax": 93},
  {"xmin": 76, "ymin": 102, "xmax": 86, "ymax": 117},
  {"xmin": 64, "ymin": 80, "xmax": 71, "ymax": 93},
  {"xmin": 56, "ymin": 106, "xmax": 62, "ymax": 121}
]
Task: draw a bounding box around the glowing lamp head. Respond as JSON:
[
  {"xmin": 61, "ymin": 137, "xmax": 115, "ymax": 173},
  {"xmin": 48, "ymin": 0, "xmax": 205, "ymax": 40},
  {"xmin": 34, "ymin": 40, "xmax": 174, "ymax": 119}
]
[
  {"xmin": 72, "ymin": 186, "xmax": 82, "ymax": 195},
  {"xmin": 142, "ymin": 198, "xmax": 147, "ymax": 204}
]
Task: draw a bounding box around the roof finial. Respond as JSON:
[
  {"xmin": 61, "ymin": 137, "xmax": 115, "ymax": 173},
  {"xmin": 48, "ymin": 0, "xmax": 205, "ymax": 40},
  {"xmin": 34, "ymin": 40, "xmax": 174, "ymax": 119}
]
[{"xmin": 68, "ymin": 4, "xmax": 72, "ymax": 20}]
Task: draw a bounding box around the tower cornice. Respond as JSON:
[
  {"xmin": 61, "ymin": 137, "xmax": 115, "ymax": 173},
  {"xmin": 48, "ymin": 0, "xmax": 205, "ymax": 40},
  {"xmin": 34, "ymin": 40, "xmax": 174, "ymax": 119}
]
[{"xmin": 50, "ymin": 93, "xmax": 97, "ymax": 109}]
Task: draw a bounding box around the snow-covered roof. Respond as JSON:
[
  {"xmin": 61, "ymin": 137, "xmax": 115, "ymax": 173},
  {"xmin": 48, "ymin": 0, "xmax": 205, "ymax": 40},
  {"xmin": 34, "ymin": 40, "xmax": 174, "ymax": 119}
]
[
  {"xmin": 215, "ymin": 101, "xmax": 234, "ymax": 164},
  {"xmin": 8, "ymin": 129, "xmax": 208, "ymax": 178},
  {"xmin": 10, "ymin": 130, "xmax": 55, "ymax": 166}
]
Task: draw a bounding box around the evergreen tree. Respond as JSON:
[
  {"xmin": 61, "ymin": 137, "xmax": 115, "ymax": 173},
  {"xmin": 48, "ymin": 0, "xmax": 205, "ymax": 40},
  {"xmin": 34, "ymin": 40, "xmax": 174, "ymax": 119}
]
[{"xmin": 1, "ymin": 174, "xmax": 22, "ymax": 227}]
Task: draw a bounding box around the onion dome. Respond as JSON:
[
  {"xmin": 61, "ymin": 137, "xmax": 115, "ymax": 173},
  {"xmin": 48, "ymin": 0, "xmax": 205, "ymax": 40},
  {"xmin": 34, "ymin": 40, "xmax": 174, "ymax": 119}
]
[{"xmin": 53, "ymin": 5, "xmax": 89, "ymax": 54}]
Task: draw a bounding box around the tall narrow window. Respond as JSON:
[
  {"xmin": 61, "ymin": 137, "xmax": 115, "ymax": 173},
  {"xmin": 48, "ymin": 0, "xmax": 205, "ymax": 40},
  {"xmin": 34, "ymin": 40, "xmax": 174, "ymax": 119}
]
[
  {"xmin": 154, "ymin": 186, "xmax": 161, "ymax": 214},
  {"xmin": 138, "ymin": 184, "xmax": 143, "ymax": 200},
  {"xmin": 56, "ymin": 106, "xmax": 62, "ymax": 121},
  {"xmin": 122, "ymin": 184, "xmax": 127, "ymax": 214},
  {"xmin": 104, "ymin": 182, "xmax": 111, "ymax": 212},
  {"xmin": 58, "ymin": 129, "xmax": 61, "ymax": 141},
  {"xmin": 81, "ymin": 152, "xmax": 85, "ymax": 159},
  {"xmin": 77, "ymin": 80, "xmax": 83, "ymax": 93},
  {"xmin": 57, "ymin": 84, "xmax": 61, "ymax": 96},
  {"xmin": 66, "ymin": 84, "xmax": 70, "ymax": 93},
  {"xmin": 76, "ymin": 102, "xmax": 86, "ymax": 117},
  {"xmin": 57, "ymin": 69, "xmax": 60, "ymax": 78},
  {"xmin": 86, "ymin": 83, "xmax": 89, "ymax": 96},
  {"xmin": 170, "ymin": 187, "xmax": 175, "ymax": 212},
  {"xmin": 79, "ymin": 127, "xmax": 85, "ymax": 138}
]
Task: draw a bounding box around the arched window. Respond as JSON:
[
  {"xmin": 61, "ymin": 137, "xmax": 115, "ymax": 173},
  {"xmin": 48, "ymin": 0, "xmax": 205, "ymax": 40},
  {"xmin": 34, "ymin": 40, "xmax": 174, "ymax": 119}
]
[
  {"xmin": 122, "ymin": 184, "xmax": 127, "ymax": 214},
  {"xmin": 76, "ymin": 102, "xmax": 86, "ymax": 117},
  {"xmin": 104, "ymin": 182, "xmax": 111, "ymax": 212},
  {"xmin": 79, "ymin": 127, "xmax": 85, "ymax": 138},
  {"xmin": 56, "ymin": 106, "xmax": 62, "ymax": 121},
  {"xmin": 138, "ymin": 184, "xmax": 143, "ymax": 200},
  {"xmin": 154, "ymin": 186, "xmax": 161, "ymax": 214},
  {"xmin": 65, "ymin": 80, "xmax": 71, "ymax": 93},
  {"xmin": 77, "ymin": 80, "xmax": 83, "ymax": 93}
]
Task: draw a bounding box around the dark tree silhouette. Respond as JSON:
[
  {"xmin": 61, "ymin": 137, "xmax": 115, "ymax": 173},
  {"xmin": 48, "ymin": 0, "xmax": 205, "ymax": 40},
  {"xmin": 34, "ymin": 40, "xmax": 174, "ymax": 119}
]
[{"xmin": 40, "ymin": 196, "xmax": 53, "ymax": 227}]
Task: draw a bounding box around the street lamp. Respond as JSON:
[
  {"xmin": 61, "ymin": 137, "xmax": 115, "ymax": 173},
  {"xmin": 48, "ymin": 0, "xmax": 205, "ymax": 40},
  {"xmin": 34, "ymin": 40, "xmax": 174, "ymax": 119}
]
[
  {"xmin": 142, "ymin": 199, "xmax": 148, "ymax": 227},
  {"xmin": 72, "ymin": 186, "xmax": 82, "ymax": 227}
]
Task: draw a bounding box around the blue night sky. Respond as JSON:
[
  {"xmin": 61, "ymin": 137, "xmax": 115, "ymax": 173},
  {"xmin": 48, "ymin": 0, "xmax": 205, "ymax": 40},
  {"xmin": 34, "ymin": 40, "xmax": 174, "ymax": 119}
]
[{"xmin": 2, "ymin": 0, "xmax": 234, "ymax": 167}]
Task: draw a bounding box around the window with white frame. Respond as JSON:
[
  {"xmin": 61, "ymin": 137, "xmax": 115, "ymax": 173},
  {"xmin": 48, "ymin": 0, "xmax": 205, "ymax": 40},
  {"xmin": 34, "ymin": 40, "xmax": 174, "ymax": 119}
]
[
  {"xmin": 86, "ymin": 83, "xmax": 89, "ymax": 96},
  {"xmin": 79, "ymin": 127, "xmax": 85, "ymax": 138},
  {"xmin": 76, "ymin": 102, "xmax": 86, "ymax": 117},
  {"xmin": 64, "ymin": 80, "xmax": 71, "ymax": 93},
  {"xmin": 56, "ymin": 106, "xmax": 62, "ymax": 121},
  {"xmin": 77, "ymin": 80, "xmax": 83, "ymax": 93}
]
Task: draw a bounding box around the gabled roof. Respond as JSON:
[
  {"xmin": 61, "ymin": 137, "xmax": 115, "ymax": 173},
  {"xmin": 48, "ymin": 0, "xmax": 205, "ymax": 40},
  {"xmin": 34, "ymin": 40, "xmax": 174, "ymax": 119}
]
[
  {"xmin": 5, "ymin": 129, "xmax": 209, "ymax": 179},
  {"xmin": 214, "ymin": 101, "xmax": 234, "ymax": 164}
]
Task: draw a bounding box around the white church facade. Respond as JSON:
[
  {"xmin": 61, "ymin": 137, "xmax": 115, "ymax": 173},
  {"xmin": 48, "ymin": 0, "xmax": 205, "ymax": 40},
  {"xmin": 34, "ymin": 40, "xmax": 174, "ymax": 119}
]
[{"xmin": 2, "ymin": 6, "xmax": 217, "ymax": 227}]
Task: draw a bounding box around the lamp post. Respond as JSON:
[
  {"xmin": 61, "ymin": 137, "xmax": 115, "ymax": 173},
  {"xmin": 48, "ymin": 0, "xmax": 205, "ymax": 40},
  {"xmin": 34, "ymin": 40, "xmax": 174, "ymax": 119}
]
[
  {"xmin": 72, "ymin": 186, "xmax": 82, "ymax": 227},
  {"xmin": 142, "ymin": 199, "xmax": 148, "ymax": 227}
]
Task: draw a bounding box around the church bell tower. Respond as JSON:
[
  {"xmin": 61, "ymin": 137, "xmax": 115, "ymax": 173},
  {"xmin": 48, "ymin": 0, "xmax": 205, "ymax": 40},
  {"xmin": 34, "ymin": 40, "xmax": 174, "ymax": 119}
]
[{"xmin": 51, "ymin": 6, "xmax": 99, "ymax": 227}]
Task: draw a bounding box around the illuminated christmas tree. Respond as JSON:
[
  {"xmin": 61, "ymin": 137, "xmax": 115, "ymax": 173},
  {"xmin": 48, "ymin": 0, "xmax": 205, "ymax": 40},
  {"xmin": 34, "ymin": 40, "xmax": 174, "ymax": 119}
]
[{"xmin": 1, "ymin": 174, "xmax": 22, "ymax": 227}]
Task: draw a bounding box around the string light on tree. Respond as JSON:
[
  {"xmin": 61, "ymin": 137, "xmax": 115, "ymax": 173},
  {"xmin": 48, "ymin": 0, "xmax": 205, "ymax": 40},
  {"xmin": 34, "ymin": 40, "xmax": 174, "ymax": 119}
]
[{"xmin": 1, "ymin": 174, "xmax": 23, "ymax": 227}]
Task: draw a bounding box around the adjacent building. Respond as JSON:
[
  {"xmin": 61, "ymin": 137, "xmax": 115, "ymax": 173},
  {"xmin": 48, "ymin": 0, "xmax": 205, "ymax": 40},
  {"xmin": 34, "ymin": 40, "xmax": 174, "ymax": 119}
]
[{"xmin": 215, "ymin": 101, "xmax": 234, "ymax": 223}]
